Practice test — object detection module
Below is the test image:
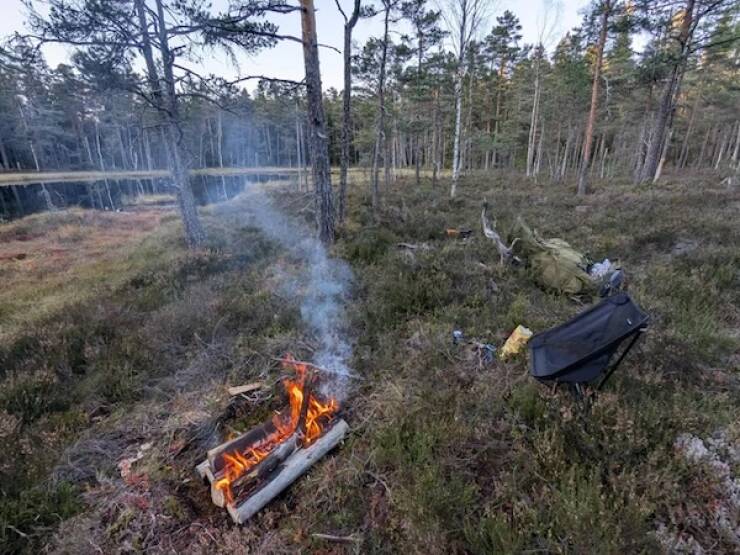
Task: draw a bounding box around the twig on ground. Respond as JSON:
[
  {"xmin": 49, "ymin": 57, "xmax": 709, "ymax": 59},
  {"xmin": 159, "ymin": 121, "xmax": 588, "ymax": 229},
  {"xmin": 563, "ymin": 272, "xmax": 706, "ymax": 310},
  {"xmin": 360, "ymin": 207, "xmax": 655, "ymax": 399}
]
[{"xmin": 311, "ymin": 533, "xmax": 362, "ymax": 544}]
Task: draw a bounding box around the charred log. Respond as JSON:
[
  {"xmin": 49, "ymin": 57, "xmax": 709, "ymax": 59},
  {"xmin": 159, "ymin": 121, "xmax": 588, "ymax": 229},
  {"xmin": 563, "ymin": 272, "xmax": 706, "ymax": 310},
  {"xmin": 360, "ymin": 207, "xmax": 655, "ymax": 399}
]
[{"xmin": 226, "ymin": 418, "xmax": 349, "ymax": 524}]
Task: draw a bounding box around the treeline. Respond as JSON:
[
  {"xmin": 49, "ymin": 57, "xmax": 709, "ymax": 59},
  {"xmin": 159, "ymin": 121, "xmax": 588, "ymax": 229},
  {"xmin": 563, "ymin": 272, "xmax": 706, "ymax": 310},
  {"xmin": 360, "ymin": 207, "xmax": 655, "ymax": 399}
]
[
  {"xmin": 0, "ymin": 44, "xmax": 310, "ymax": 174},
  {"xmin": 1, "ymin": 1, "xmax": 737, "ymax": 185},
  {"xmin": 0, "ymin": 0, "xmax": 738, "ymax": 235}
]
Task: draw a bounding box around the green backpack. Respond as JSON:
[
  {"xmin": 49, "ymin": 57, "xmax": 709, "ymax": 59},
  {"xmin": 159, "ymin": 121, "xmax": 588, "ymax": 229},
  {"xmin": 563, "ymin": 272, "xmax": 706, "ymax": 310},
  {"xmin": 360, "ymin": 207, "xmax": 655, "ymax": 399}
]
[{"xmin": 509, "ymin": 217, "xmax": 595, "ymax": 295}]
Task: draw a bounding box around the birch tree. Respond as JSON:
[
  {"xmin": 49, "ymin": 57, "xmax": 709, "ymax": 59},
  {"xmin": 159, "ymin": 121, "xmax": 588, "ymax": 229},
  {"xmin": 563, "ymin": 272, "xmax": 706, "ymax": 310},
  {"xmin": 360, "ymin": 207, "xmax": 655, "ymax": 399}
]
[{"xmin": 440, "ymin": 0, "xmax": 490, "ymax": 197}]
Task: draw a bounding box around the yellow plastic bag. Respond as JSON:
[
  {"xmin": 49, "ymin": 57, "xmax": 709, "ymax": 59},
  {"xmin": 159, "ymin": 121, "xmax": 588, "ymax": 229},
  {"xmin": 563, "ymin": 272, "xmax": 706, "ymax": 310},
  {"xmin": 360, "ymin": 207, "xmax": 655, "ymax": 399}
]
[{"xmin": 500, "ymin": 325, "xmax": 533, "ymax": 360}]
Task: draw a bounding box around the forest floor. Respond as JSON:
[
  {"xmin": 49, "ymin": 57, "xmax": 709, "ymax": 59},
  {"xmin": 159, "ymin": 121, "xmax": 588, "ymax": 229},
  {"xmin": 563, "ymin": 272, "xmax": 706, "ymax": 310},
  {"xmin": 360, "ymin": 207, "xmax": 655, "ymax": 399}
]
[{"xmin": 0, "ymin": 173, "xmax": 738, "ymax": 554}]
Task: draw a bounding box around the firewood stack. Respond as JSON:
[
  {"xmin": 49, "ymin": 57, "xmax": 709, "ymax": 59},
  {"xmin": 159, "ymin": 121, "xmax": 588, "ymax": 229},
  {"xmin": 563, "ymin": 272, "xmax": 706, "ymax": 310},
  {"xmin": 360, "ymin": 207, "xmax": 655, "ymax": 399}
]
[{"xmin": 197, "ymin": 359, "xmax": 348, "ymax": 524}]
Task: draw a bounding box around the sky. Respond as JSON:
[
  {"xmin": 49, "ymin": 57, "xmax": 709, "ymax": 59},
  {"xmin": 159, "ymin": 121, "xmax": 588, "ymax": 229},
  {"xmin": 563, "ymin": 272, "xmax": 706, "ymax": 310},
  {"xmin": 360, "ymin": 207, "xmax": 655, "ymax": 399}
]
[{"xmin": 1, "ymin": 0, "xmax": 591, "ymax": 92}]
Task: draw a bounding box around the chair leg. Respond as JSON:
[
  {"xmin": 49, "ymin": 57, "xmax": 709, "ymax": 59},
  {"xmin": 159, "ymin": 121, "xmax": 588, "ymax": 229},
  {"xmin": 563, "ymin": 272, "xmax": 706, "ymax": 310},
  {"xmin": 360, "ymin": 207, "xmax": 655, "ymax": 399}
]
[{"xmin": 597, "ymin": 329, "xmax": 646, "ymax": 390}]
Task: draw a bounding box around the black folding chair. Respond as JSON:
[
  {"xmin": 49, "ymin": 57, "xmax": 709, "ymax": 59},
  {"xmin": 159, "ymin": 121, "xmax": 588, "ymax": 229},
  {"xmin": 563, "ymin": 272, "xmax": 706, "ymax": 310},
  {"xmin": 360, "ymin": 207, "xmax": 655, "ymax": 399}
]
[{"xmin": 529, "ymin": 293, "xmax": 649, "ymax": 392}]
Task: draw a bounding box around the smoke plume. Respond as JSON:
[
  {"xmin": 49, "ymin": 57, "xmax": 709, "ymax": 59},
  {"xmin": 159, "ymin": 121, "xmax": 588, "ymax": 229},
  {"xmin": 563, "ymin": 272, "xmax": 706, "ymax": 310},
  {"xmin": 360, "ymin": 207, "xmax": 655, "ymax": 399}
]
[{"xmin": 239, "ymin": 187, "xmax": 354, "ymax": 398}]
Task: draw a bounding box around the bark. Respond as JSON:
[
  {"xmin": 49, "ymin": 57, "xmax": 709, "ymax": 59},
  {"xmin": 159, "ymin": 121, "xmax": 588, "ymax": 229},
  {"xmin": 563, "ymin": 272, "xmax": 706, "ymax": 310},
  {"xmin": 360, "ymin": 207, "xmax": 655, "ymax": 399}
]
[
  {"xmin": 415, "ymin": 27, "xmax": 424, "ymax": 186},
  {"xmin": 714, "ymin": 127, "xmax": 728, "ymax": 170},
  {"xmin": 526, "ymin": 51, "xmax": 542, "ymax": 178},
  {"xmin": 638, "ymin": 0, "xmax": 695, "ymax": 183},
  {"xmin": 577, "ymin": 1, "xmax": 611, "ymax": 196},
  {"xmin": 654, "ymin": 128, "xmax": 672, "ymax": 182},
  {"xmin": 338, "ymin": 0, "xmax": 361, "ymax": 223},
  {"xmin": 451, "ymin": 72, "xmax": 464, "ymax": 196},
  {"xmin": 678, "ymin": 94, "xmax": 699, "ymax": 168},
  {"xmin": 695, "ymin": 126, "xmax": 711, "ymax": 169},
  {"xmin": 492, "ymin": 58, "xmax": 507, "ymax": 169},
  {"xmin": 432, "ymin": 87, "xmax": 441, "ymax": 186},
  {"xmin": 300, "ymin": 0, "xmax": 335, "ymax": 244},
  {"xmin": 137, "ymin": 0, "xmax": 205, "ymax": 247},
  {"xmin": 372, "ymin": 3, "xmax": 391, "ymax": 213},
  {"xmin": 217, "ymin": 112, "xmax": 227, "ymax": 199},
  {"xmin": 95, "ymin": 121, "xmax": 114, "ymax": 209},
  {"xmin": 451, "ymin": 0, "xmax": 477, "ymax": 196},
  {"xmin": 295, "ymin": 101, "xmax": 304, "ymax": 192},
  {"xmin": 0, "ymin": 138, "xmax": 9, "ymax": 170}
]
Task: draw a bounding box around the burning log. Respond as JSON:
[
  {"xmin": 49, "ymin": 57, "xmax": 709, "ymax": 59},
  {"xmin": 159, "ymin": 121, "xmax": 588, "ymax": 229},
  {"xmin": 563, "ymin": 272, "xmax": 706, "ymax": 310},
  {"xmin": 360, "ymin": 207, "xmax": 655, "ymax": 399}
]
[
  {"xmin": 227, "ymin": 418, "xmax": 349, "ymax": 524},
  {"xmin": 197, "ymin": 354, "xmax": 345, "ymax": 522},
  {"xmin": 209, "ymin": 432, "xmax": 299, "ymax": 508}
]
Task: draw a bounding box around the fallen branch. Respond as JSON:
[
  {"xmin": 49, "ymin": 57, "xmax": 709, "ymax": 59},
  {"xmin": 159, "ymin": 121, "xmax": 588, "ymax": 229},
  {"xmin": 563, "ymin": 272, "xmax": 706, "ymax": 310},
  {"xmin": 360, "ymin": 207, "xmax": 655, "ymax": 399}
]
[
  {"xmin": 227, "ymin": 382, "xmax": 263, "ymax": 396},
  {"xmin": 396, "ymin": 242, "xmax": 430, "ymax": 250},
  {"xmin": 311, "ymin": 532, "xmax": 361, "ymax": 544},
  {"xmin": 481, "ymin": 201, "xmax": 519, "ymax": 265}
]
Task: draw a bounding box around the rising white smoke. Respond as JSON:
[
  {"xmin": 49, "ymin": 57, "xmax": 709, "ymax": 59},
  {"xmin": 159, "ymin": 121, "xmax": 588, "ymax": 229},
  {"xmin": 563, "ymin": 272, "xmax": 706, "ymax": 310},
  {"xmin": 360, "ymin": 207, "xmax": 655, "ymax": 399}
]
[{"xmin": 238, "ymin": 187, "xmax": 354, "ymax": 398}]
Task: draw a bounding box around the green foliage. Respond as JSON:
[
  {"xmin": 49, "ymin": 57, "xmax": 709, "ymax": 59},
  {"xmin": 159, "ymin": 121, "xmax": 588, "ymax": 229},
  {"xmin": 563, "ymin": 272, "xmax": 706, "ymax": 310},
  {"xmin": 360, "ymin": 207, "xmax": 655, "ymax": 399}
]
[
  {"xmin": 0, "ymin": 482, "xmax": 82, "ymax": 554},
  {"xmin": 341, "ymin": 227, "xmax": 398, "ymax": 265}
]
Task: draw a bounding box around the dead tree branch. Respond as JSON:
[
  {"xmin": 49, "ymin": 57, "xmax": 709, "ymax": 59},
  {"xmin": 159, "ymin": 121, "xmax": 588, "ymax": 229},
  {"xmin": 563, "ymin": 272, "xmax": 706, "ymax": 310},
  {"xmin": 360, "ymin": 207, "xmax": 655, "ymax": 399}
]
[{"xmin": 481, "ymin": 201, "xmax": 518, "ymax": 265}]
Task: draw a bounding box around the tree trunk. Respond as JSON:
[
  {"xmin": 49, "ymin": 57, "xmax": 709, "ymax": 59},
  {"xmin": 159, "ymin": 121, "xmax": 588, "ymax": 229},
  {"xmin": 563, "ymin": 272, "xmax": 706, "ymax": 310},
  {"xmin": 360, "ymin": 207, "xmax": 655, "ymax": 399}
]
[
  {"xmin": 432, "ymin": 87, "xmax": 441, "ymax": 187},
  {"xmin": 95, "ymin": 122, "xmax": 114, "ymax": 209},
  {"xmin": 0, "ymin": 138, "xmax": 9, "ymax": 170},
  {"xmin": 451, "ymin": 73, "xmax": 464, "ymax": 196},
  {"xmin": 577, "ymin": 1, "xmax": 611, "ymax": 196},
  {"xmin": 300, "ymin": 0, "xmax": 335, "ymax": 244},
  {"xmin": 450, "ymin": 4, "xmax": 469, "ymax": 198},
  {"xmin": 526, "ymin": 51, "xmax": 542, "ymax": 178},
  {"xmin": 654, "ymin": 128, "xmax": 672, "ymax": 182},
  {"xmin": 638, "ymin": 0, "xmax": 695, "ymax": 183},
  {"xmin": 137, "ymin": 0, "xmax": 205, "ymax": 247},
  {"xmin": 295, "ymin": 101, "xmax": 304, "ymax": 192},
  {"xmin": 678, "ymin": 94, "xmax": 699, "ymax": 168},
  {"xmin": 372, "ymin": 3, "xmax": 391, "ymax": 213},
  {"xmin": 217, "ymin": 112, "xmax": 228, "ymax": 199},
  {"xmin": 338, "ymin": 1, "xmax": 360, "ymax": 223}
]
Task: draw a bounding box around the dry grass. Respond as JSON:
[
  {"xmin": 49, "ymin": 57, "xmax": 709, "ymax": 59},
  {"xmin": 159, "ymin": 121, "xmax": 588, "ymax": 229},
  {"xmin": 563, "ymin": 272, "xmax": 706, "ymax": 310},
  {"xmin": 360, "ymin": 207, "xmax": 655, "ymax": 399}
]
[
  {"xmin": 0, "ymin": 207, "xmax": 178, "ymax": 343},
  {"xmin": 0, "ymin": 167, "xmax": 300, "ymax": 186},
  {"xmin": 0, "ymin": 173, "xmax": 738, "ymax": 554}
]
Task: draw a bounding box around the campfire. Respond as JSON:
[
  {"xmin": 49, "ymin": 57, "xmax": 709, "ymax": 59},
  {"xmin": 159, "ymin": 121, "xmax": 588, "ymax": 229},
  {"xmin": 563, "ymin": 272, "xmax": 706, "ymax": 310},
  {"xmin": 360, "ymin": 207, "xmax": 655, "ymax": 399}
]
[{"xmin": 197, "ymin": 355, "xmax": 348, "ymax": 524}]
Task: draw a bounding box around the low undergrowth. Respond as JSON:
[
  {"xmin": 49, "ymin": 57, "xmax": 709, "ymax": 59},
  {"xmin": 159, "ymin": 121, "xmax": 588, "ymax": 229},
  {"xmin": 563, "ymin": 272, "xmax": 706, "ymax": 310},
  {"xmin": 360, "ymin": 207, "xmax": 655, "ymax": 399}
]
[{"xmin": 0, "ymin": 173, "xmax": 738, "ymax": 553}]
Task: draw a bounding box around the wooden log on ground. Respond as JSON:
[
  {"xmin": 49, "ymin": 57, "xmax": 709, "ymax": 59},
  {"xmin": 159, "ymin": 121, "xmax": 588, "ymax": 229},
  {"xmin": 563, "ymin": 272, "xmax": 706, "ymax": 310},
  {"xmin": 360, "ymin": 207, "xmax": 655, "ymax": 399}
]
[
  {"xmin": 227, "ymin": 418, "xmax": 349, "ymax": 524},
  {"xmin": 227, "ymin": 382, "xmax": 263, "ymax": 396},
  {"xmin": 206, "ymin": 420, "xmax": 274, "ymax": 473},
  {"xmin": 210, "ymin": 432, "xmax": 299, "ymax": 508}
]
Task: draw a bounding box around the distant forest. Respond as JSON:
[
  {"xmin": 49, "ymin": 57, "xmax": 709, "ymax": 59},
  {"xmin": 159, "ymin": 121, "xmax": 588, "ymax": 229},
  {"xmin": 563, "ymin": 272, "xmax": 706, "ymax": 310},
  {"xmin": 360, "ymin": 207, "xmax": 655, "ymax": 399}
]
[{"xmin": 0, "ymin": 1, "xmax": 737, "ymax": 184}]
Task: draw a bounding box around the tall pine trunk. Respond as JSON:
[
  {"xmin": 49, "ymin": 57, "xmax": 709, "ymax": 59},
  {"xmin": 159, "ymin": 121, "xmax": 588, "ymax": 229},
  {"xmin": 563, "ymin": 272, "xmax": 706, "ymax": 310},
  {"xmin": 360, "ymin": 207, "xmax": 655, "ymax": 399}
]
[
  {"xmin": 300, "ymin": 0, "xmax": 335, "ymax": 244},
  {"xmin": 577, "ymin": 1, "xmax": 610, "ymax": 196},
  {"xmin": 638, "ymin": 0, "xmax": 695, "ymax": 183}
]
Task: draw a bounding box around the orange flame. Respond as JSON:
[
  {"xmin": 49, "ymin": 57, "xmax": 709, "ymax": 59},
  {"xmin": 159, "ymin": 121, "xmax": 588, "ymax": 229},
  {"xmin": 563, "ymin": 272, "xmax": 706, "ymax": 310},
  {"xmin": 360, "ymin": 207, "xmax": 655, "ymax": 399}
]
[{"xmin": 215, "ymin": 355, "xmax": 338, "ymax": 504}]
